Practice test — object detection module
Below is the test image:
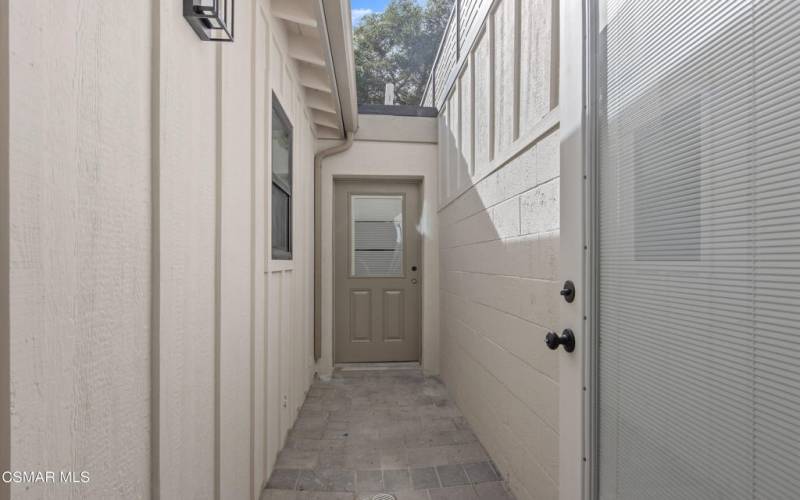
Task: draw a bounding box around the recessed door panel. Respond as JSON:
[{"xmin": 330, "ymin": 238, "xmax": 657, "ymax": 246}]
[
  {"xmin": 349, "ymin": 290, "xmax": 372, "ymax": 342},
  {"xmin": 382, "ymin": 290, "xmax": 405, "ymax": 342},
  {"xmin": 334, "ymin": 180, "xmax": 421, "ymax": 363}
]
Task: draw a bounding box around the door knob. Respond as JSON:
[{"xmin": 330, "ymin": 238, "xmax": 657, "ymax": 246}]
[{"xmin": 545, "ymin": 329, "xmax": 575, "ymax": 353}]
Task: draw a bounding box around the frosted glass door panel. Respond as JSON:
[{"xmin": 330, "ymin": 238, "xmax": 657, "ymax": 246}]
[
  {"xmin": 597, "ymin": 1, "xmax": 800, "ymax": 499},
  {"xmin": 351, "ymin": 195, "xmax": 404, "ymax": 277}
]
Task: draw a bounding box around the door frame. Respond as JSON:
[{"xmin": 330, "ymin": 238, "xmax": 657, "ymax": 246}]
[
  {"xmin": 331, "ymin": 176, "xmax": 424, "ymax": 366},
  {"xmin": 558, "ymin": 0, "xmax": 597, "ymax": 499},
  {"xmin": 317, "ymin": 143, "xmax": 439, "ymax": 381},
  {"xmin": 574, "ymin": 0, "xmax": 603, "ymax": 498},
  {"xmin": 583, "ymin": 0, "xmax": 600, "ymax": 498}
]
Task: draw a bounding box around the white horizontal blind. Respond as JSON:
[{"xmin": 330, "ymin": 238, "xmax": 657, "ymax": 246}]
[
  {"xmin": 351, "ymin": 195, "xmax": 403, "ymax": 277},
  {"xmin": 597, "ymin": 1, "xmax": 800, "ymax": 499}
]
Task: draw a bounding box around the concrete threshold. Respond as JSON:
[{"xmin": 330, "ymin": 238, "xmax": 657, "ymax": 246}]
[{"xmin": 334, "ymin": 362, "xmax": 421, "ymax": 372}]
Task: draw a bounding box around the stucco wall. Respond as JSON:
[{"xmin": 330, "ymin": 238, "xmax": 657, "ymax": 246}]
[
  {"xmin": 318, "ymin": 116, "xmax": 440, "ymax": 377},
  {"xmin": 6, "ymin": 1, "xmax": 317, "ymax": 498},
  {"xmin": 435, "ymin": 0, "xmax": 561, "ymax": 499}
]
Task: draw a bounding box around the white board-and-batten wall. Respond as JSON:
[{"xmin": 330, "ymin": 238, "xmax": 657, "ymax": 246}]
[{"xmin": 5, "ymin": 1, "xmax": 318, "ymax": 498}]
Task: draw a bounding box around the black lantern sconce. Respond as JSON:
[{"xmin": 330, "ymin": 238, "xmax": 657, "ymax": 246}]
[{"xmin": 184, "ymin": 0, "xmax": 234, "ymax": 42}]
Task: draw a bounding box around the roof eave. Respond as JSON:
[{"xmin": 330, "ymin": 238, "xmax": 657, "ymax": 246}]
[{"xmin": 320, "ymin": 0, "xmax": 359, "ymax": 134}]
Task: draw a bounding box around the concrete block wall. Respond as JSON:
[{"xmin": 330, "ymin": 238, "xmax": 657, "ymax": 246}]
[
  {"xmin": 436, "ymin": 0, "xmax": 561, "ymax": 499},
  {"xmin": 4, "ymin": 1, "xmax": 318, "ymax": 498}
]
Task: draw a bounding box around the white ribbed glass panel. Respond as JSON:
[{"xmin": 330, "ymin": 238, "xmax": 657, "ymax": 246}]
[
  {"xmin": 597, "ymin": 1, "xmax": 800, "ymax": 499},
  {"xmin": 351, "ymin": 195, "xmax": 403, "ymax": 277}
]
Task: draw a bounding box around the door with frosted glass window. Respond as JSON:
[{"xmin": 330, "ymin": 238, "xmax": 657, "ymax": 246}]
[
  {"xmin": 334, "ymin": 180, "xmax": 421, "ymax": 363},
  {"xmin": 595, "ymin": 1, "xmax": 800, "ymax": 498}
]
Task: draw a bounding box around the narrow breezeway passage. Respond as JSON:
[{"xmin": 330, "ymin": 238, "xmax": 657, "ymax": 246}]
[{"xmin": 263, "ymin": 367, "xmax": 515, "ymax": 500}]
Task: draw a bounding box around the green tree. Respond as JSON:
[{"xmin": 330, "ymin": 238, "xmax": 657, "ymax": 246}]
[{"xmin": 354, "ymin": 0, "xmax": 455, "ymax": 105}]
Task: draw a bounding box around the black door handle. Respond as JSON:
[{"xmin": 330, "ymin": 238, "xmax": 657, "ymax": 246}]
[{"xmin": 545, "ymin": 329, "xmax": 575, "ymax": 353}]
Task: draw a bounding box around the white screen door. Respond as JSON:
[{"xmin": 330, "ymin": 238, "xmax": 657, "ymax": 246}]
[{"xmin": 596, "ymin": 1, "xmax": 800, "ymax": 498}]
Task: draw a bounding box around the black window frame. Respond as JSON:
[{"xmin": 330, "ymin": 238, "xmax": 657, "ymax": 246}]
[{"xmin": 271, "ymin": 93, "xmax": 293, "ymax": 261}]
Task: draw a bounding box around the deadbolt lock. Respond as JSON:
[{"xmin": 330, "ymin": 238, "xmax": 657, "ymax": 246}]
[{"xmin": 560, "ymin": 280, "xmax": 575, "ymax": 303}]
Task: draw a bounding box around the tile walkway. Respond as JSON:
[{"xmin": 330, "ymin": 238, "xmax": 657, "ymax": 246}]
[{"xmin": 262, "ymin": 367, "xmax": 515, "ymax": 500}]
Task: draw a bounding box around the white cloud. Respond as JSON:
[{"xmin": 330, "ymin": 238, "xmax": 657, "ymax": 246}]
[{"xmin": 351, "ymin": 8, "xmax": 374, "ymax": 26}]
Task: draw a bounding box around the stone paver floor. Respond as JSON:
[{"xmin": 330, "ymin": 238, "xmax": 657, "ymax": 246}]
[{"xmin": 263, "ymin": 367, "xmax": 515, "ymax": 500}]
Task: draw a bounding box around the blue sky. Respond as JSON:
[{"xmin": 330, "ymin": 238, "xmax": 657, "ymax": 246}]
[{"xmin": 351, "ymin": 0, "xmax": 427, "ymax": 26}]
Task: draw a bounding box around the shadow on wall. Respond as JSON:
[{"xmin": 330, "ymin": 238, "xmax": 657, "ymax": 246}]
[{"xmin": 435, "ymin": 125, "xmax": 562, "ymax": 500}]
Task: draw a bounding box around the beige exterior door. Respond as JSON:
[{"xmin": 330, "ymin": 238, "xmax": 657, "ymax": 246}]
[{"xmin": 334, "ymin": 179, "xmax": 421, "ymax": 363}]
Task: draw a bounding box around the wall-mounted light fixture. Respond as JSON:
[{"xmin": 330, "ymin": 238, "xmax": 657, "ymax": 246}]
[{"xmin": 184, "ymin": 0, "xmax": 234, "ymax": 42}]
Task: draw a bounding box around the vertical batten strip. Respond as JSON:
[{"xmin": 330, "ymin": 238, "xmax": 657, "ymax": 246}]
[
  {"xmin": 488, "ymin": 12, "xmax": 496, "ymax": 161},
  {"xmin": 149, "ymin": 0, "xmax": 161, "ymax": 497},
  {"xmin": 214, "ymin": 43, "xmax": 223, "ymax": 500},
  {"xmin": 248, "ymin": 1, "xmax": 257, "ymax": 498},
  {"xmin": 512, "ymin": 0, "xmax": 521, "ymax": 140},
  {"xmin": 469, "ymin": 51, "xmax": 476, "ymax": 177},
  {"xmin": 264, "ymin": 39, "xmax": 273, "ymax": 477},
  {"xmin": 549, "ymin": 0, "xmax": 560, "ymax": 109},
  {"xmin": 456, "ymin": 0, "xmax": 462, "ymax": 60},
  {"xmin": 456, "ymin": 76, "xmax": 463, "ymax": 192},
  {"xmin": 0, "ymin": 0, "xmax": 9, "ymax": 497}
]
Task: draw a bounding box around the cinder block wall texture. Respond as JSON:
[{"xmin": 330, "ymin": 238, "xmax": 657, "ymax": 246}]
[{"xmin": 435, "ymin": 1, "xmax": 561, "ymax": 499}]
